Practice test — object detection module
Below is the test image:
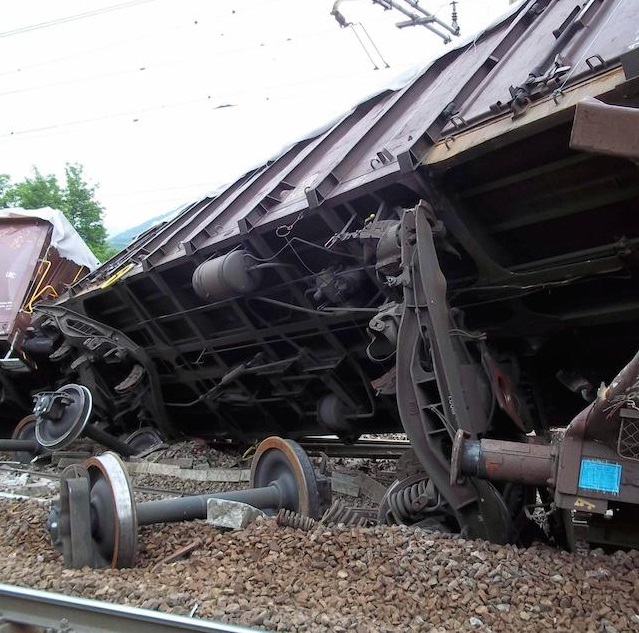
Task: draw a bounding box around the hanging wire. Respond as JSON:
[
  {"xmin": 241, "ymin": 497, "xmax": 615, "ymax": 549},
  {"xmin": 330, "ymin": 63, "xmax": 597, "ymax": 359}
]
[{"xmin": 348, "ymin": 23, "xmax": 391, "ymax": 70}]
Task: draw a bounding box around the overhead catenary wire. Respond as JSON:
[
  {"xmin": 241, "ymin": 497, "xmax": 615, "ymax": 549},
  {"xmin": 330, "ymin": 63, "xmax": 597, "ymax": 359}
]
[
  {"xmin": 0, "ymin": 21, "xmax": 193, "ymax": 79},
  {"xmin": 0, "ymin": 58, "xmax": 406, "ymax": 141},
  {"xmin": 0, "ymin": 0, "xmax": 162, "ymax": 39},
  {"xmin": 0, "ymin": 0, "xmax": 459, "ymax": 145},
  {"xmin": 0, "ymin": 0, "xmax": 453, "ymax": 97},
  {"xmin": 0, "ymin": 23, "xmax": 348, "ymax": 97},
  {"xmin": 0, "ymin": 0, "xmax": 290, "ymax": 79},
  {"xmin": 0, "ymin": 7, "xmax": 422, "ymax": 83},
  {"xmin": 348, "ymin": 23, "xmax": 391, "ymax": 70},
  {"xmin": 0, "ymin": 10, "xmax": 418, "ymax": 140}
]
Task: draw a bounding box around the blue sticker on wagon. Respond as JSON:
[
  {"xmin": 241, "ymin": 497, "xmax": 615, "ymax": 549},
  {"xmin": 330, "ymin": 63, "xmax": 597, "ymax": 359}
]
[{"xmin": 578, "ymin": 459, "xmax": 622, "ymax": 495}]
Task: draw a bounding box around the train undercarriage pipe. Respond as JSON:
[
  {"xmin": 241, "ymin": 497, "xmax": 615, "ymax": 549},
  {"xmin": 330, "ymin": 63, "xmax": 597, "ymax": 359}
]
[{"xmin": 450, "ymin": 429, "xmax": 555, "ymax": 487}]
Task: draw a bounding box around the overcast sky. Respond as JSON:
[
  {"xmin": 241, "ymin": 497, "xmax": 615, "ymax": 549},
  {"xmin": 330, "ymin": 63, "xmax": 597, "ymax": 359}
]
[{"xmin": 0, "ymin": 0, "xmax": 512, "ymax": 235}]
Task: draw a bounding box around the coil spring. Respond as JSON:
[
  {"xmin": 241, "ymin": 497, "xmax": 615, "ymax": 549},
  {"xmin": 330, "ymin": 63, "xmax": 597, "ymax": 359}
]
[
  {"xmin": 387, "ymin": 478, "xmax": 432, "ymax": 523},
  {"xmin": 276, "ymin": 508, "xmax": 316, "ymax": 531},
  {"xmin": 322, "ymin": 499, "xmax": 375, "ymax": 527},
  {"xmin": 276, "ymin": 500, "xmax": 377, "ymax": 531}
]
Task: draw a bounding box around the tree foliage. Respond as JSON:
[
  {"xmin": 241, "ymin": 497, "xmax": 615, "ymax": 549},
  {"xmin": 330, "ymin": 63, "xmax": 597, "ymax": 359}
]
[{"xmin": 0, "ymin": 164, "xmax": 115, "ymax": 261}]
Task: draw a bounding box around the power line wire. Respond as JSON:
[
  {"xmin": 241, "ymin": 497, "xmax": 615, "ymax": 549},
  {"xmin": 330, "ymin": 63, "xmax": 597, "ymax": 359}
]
[
  {"xmin": 0, "ymin": 62, "xmax": 399, "ymax": 140},
  {"xmin": 0, "ymin": 1, "xmax": 442, "ymax": 84},
  {"xmin": 0, "ymin": 24, "xmax": 349, "ymax": 98},
  {"xmin": 0, "ymin": 0, "xmax": 161, "ymax": 39},
  {"xmin": 0, "ymin": 20, "xmax": 192, "ymax": 78},
  {"xmin": 1, "ymin": 95, "xmax": 214, "ymax": 138},
  {"xmin": 0, "ymin": 1, "xmax": 276, "ymax": 78}
]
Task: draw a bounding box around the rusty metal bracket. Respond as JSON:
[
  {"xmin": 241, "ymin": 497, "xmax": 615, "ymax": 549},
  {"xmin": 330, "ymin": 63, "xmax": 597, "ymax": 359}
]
[{"xmin": 570, "ymin": 97, "xmax": 639, "ymax": 161}]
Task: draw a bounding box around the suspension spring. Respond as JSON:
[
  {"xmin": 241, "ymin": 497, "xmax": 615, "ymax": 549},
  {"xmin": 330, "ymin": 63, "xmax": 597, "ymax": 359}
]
[
  {"xmin": 276, "ymin": 508, "xmax": 316, "ymax": 531},
  {"xmin": 387, "ymin": 477, "xmax": 441, "ymax": 523},
  {"xmin": 276, "ymin": 500, "xmax": 377, "ymax": 531}
]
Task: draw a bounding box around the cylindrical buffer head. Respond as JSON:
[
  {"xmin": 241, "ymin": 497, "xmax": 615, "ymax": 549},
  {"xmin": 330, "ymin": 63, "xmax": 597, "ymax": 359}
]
[
  {"xmin": 192, "ymin": 250, "xmax": 262, "ymax": 302},
  {"xmin": 451, "ymin": 429, "xmax": 555, "ymax": 487}
]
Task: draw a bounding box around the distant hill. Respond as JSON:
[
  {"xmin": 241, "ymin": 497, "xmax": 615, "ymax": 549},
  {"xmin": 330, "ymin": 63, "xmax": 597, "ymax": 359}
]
[{"xmin": 108, "ymin": 209, "xmax": 178, "ymax": 251}]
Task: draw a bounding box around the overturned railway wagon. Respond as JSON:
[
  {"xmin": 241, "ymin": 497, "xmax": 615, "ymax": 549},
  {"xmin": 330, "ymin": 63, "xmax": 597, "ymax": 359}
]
[
  {"xmin": 0, "ymin": 208, "xmax": 98, "ymax": 429},
  {"xmin": 25, "ymin": 0, "xmax": 639, "ymax": 549}
]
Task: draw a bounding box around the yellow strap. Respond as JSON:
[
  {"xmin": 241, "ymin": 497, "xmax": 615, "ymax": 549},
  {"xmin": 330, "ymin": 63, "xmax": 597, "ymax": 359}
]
[{"xmin": 99, "ymin": 263, "xmax": 135, "ymax": 289}]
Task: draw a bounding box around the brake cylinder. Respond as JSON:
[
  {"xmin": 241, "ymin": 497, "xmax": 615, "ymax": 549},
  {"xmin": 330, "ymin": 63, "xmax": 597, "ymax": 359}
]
[{"xmin": 192, "ymin": 250, "xmax": 262, "ymax": 302}]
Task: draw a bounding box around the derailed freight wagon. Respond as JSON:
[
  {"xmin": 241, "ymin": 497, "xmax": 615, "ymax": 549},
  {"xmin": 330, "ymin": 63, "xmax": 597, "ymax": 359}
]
[
  {"xmin": 0, "ymin": 208, "xmax": 98, "ymax": 430},
  {"xmin": 25, "ymin": 0, "xmax": 639, "ymax": 549}
]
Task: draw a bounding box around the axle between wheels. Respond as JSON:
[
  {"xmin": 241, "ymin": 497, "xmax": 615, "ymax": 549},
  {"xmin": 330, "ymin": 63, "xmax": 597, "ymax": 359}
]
[{"xmin": 49, "ymin": 436, "xmax": 328, "ymax": 568}]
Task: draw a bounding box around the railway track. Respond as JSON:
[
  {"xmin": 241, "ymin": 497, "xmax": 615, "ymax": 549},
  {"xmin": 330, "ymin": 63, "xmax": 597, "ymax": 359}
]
[
  {"xmin": 298, "ymin": 437, "xmax": 410, "ymax": 459},
  {"xmin": 0, "ymin": 463, "xmax": 217, "ymax": 499},
  {"xmin": 0, "ymin": 583, "xmax": 257, "ymax": 633},
  {"xmin": 204, "ymin": 437, "xmax": 410, "ymax": 460}
]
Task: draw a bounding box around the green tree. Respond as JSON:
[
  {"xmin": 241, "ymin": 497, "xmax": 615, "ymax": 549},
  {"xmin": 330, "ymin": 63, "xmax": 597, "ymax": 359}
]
[
  {"xmin": 62, "ymin": 164, "xmax": 113, "ymax": 261},
  {"xmin": 0, "ymin": 174, "xmax": 11, "ymax": 203},
  {"xmin": 0, "ymin": 164, "xmax": 116, "ymax": 261},
  {"xmin": 1, "ymin": 168, "xmax": 64, "ymax": 210}
]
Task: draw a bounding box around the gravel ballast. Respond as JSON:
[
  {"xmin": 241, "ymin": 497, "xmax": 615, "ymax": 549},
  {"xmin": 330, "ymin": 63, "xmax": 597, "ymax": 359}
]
[{"xmin": 1, "ymin": 497, "xmax": 639, "ymax": 632}]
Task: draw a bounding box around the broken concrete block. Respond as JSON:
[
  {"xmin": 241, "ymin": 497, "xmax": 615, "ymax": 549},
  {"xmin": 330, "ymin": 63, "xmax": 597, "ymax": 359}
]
[
  {"xmin": 57, "ymin": 457, "xmax": 91, "ymax": 468},
  {"xmin": 12, "ymin": 483, "xmax": 55, "ymax": 498},
  {"xmin": 206, "ymin": 498, "xmax": 266, "ymax": 530},
  {"xmin": 356, "ymin": 471, "xmax": 387, "ymax": 504},
  {"xmin": 51, "ymin": 451, "xmax": 91, "ymax": 466},
  {"xmin": 331, "ymin": 471, "xmax": 360, "ymax": 497}
]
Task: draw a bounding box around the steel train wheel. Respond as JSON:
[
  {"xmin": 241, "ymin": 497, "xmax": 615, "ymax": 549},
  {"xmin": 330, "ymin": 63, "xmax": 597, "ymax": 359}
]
[
  {"xmin": 11, "ymin": 414, "xmax": 39, "ymax": 464},
  {"xmin": 250, "ymin": 436, "xmax": 322, "ymax": 518},
  {"xmin": 84, "ymin": 452, "xmax": 138, "ymax": 568},
  {"xmin": 35, "ymin": 384, "xmax": 92, "ymax": 450}
]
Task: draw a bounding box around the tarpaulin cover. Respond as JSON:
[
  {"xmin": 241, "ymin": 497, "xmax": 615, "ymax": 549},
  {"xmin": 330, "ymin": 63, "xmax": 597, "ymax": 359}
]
[{"xmin": 0, "ymin": 208, "xmax": 99, "ymax": 271}]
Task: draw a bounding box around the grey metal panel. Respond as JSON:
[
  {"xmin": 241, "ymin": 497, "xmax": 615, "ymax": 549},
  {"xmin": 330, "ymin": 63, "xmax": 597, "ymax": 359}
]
[{"xmin": 448, "ymin": 0, "xmax": 637, "ymax": 126}]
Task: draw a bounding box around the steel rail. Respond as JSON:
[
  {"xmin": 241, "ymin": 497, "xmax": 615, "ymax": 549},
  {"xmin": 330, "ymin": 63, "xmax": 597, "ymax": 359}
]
[
  {"xmin": 299, "ymin": 437, "xmax": 410, "ymax": 459},
  {"xmin": 0, "ymin": 583, "xmax": 260, "ymax": 633},
  {"xmin": 0, "ymin": 464, "xmax": 212, "ymax": 498}
]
